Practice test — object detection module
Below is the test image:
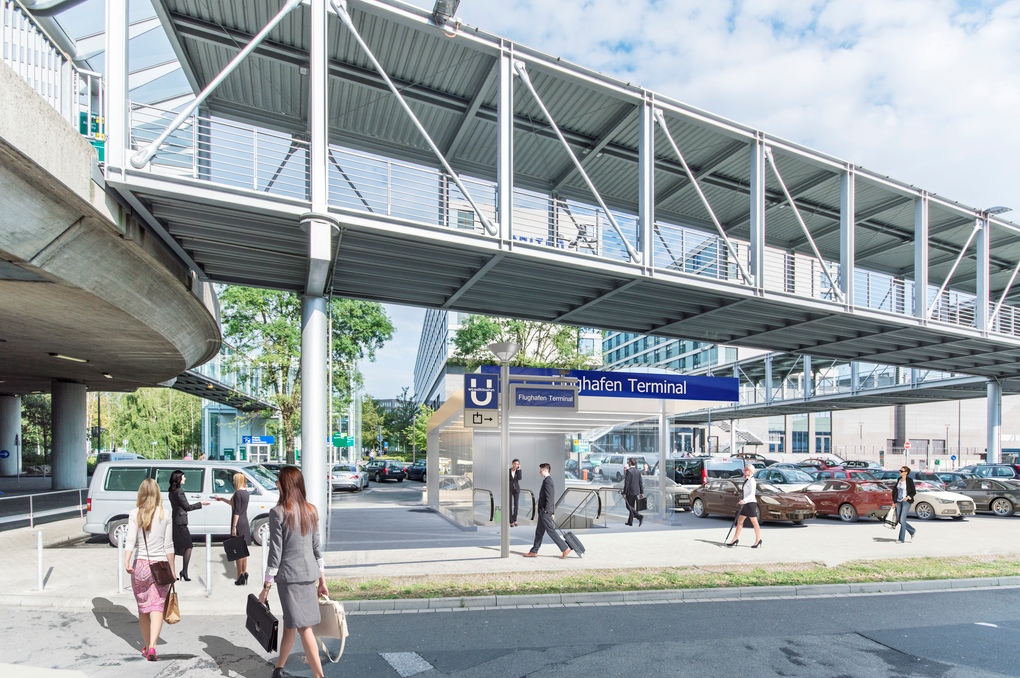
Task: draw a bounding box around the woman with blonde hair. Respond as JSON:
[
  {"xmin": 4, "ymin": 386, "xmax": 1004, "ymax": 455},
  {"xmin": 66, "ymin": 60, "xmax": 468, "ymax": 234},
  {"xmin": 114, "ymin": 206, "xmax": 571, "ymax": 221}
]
[
  {"xmin": 215, "ymin": 471, "xmax": 251, "ymax": 585},
  {"xmin": 258, "ymin": 466, "xmax": 327, "ymax": 678},
  {"xmin": 124, "ymin": 478, "xmax": 174, "ymax": 661}
]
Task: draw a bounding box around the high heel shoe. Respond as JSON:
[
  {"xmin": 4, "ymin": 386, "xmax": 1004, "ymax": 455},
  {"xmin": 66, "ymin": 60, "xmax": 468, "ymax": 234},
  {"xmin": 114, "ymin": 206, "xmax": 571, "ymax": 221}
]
[
  {"xmin": 752, "ymin": 539, "xmax": 763, "ymax": 549},
  {"xmin": 725, "ymin": 539, "xmax": 738, "ymax": 547},
  {"xmin": 179, "ymin": 570, "xmax": 190, "ymax": 582},
  {"xmin": 146, "ymin": 648, "xmax": 156, "ymax": 662},
  {"xmin": 234, "ymin": 572, "xmax": 248, "ymax": 586}
]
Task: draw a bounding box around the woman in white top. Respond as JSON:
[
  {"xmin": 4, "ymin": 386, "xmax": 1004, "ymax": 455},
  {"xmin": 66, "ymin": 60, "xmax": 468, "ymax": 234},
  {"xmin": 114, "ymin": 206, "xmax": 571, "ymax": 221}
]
[
  {"xmin": 726, "ymin": 464, "xmax": 763, "ymax": 548},
  {"xmin": 123, "ymin": 478, "xmax": 174, "ymax": 662}
]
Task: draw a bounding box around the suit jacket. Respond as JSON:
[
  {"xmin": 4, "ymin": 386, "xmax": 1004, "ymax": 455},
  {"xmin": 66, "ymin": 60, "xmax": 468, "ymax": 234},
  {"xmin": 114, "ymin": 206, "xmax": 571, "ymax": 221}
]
[
  {"xmin": 169, "ymin": 487, "xmax": 202, "ymax": 526},
  {"xmin": 891, "ymin": 477, "xmax": 916, "ymax": 504},
  {"xmin": 623, "ymin": 466, "xmax": 643, "ymax": 496},
  {"xmin": 537, "ymin": 475, "xmax": 556, "ymax": 514},
  {"xmin": 509, "ymin": 468, "xmax": 522, "ymax": 494},
  {"xmin": 266, "ymin": 506, "xmax": 322, "ymax": 583}
]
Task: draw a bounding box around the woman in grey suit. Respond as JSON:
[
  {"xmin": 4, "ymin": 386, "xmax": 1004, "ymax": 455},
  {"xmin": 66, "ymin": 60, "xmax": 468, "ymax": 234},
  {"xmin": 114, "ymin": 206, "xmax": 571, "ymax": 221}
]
[{"xmin": 258, "ymin": 466, "xmax": 328, "ymax": 678}]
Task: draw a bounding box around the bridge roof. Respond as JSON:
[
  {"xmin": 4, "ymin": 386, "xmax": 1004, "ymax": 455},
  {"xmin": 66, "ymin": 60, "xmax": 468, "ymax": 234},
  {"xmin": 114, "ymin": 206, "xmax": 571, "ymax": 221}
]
[{"xmin": 109, "ymin": 0, "xmax": 1020, "ymax": 382}]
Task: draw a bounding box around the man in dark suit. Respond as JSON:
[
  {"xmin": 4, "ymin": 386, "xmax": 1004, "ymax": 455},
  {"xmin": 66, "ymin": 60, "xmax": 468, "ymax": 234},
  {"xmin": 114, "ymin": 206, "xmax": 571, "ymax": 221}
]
[
  {"xmin": 524, "ymin": 463, "xmax": 570, "ymax": 558},
  {"xmin": 623, "ymin": 457, "xmax": 645, "ymax": 526},
  {"xmin": 509, "ymin": 459, "xmax": 522, "ymax": 527}
]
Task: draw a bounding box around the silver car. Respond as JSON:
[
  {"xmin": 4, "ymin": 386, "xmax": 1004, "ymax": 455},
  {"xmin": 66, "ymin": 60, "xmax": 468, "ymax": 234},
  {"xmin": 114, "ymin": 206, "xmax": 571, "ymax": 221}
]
[{"xmin": 330, "ymin": 464, "xmax": 369, "ymax": 491}]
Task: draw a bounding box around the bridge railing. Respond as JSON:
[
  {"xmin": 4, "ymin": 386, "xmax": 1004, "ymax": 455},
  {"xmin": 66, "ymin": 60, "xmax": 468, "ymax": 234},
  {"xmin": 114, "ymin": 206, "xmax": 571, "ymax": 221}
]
[
  {"xmin": 126, "ymin": 104, "xmax": 1018, "ymax": 337},
  {"xmin": 3, "ymin": 1, "xmax": 105, "ymax": 150}
]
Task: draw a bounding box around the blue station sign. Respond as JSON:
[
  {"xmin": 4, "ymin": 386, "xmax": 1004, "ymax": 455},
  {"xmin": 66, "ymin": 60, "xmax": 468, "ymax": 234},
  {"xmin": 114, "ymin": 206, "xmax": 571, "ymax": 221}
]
[
  {"xmin": 242, "ymin": 435, "xmax": 275, "ymax": 445},
  {"xmin": 481, "ymin": 366, "xmax": 737, "ymax": 402},
  {"xmin": 464, "ymin": 374, "xmax": 499, "ymax": 409},
  {"xmin": 512, "ymin": 385, "xmax": 578, "ymax": 410}
]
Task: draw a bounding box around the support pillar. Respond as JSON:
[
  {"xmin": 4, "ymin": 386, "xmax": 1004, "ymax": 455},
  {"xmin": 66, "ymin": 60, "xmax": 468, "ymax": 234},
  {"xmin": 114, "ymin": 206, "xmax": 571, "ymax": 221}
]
[
  {"xmin": 914, "ymin": 195, "xmax": 929, "ymax": 319},
  {"xmin": 839, "ymin": 169, "xmax": 855, "ymax": 308},
  {"xmin": 807, "ymin": 414, "xmax": 817, "ymax": 456},
  {"xmin": 496, "ymin": 44, "xmax": 514, "ymax": 241},
  {"xmin": 976, "ymin": 216, "xmax": 991, "ymax": 333},
  {"xmin": 0, "ymin": 396, "xmax": 22, "ymax": 476},
  {"xmin": 301, "ymin": 296, "xmax": 328, "ymax": 544},
  {"xmin": 638, "ymin": 96, "xmax": 655, "ymax": 267},
  {"xmin": 784, "ymin": 415, "xmax": 794, "ymax": 455},
  {"xmin": 658, "ymin": 401, "xmax": 668, "ymax": 520},
  {"xmin": 51, "ymin": 382, "xmax": 87, "ymax": 490},
  {"xmin": 987, "ymin": 379, "xmax": 1001, "ymax": 464},
  {"xmin": 104, "ymin": 0, "xmax": 128, "ymax": 173},
  {"xmin": 749, "ymin": 135, "xmax": 767, "ymax": 291}
]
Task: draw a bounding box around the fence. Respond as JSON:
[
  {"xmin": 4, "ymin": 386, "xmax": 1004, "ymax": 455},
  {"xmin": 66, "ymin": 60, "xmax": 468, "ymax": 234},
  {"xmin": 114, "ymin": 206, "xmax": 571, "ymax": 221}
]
[{"xmin": 0, "ymin": 488, "xmax": 86, "ymax": 527}]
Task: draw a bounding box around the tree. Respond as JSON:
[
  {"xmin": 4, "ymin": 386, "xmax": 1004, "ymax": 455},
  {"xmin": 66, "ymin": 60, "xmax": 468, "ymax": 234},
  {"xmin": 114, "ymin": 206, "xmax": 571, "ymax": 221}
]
[
  {"xmin": 20, "ymin": 393, "xmax": 52, "ymax": 463},
  {"xmin": 383, "ymin": 387, "xmax": 418, "ymax": 453},
  {"xmin": 219, "ymin": 287, "xmax": 393, "ymax": 463},
  {"xmin": 451, "ymin": 315, "xmax": 599, "ymax": 370},
  {"xmin": 360, "ymin": 396, "xmax": 385, "ymax": 455},
  {"xmin": 112, "ymin": 388, "xmax": 202, "ymax": 458},
  {"xmin": 405, "ymin": 403, "xmax": 433, "ymax": 459}
]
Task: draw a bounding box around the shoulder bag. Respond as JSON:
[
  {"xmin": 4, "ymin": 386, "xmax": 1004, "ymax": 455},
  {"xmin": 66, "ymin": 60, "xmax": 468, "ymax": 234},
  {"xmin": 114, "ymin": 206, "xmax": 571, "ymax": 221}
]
[
  {"xmin": 142, "ymin": 522, "xmax": 177, "ymax": 587},
  {"xmin": 163, "ymin": 583, "xmax": 180, "ymax": 624},
  {"xmin": 883, "ymin": 505, "xmax": 898, "ymax": 529},
  {"xmin": 311, "ymin": 595, "xmax": 349, "ymax": 663}
]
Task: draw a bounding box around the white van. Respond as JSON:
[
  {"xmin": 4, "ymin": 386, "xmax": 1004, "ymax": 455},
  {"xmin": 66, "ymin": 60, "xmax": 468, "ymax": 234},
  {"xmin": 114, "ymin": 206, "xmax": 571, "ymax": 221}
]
[{"xmin": 85, "ymin": 460, "xmax": 280, "ymax": 547}]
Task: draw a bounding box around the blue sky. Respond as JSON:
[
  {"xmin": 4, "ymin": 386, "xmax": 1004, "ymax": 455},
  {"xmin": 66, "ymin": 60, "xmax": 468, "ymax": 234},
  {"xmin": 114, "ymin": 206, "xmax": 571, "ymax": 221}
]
[{"xmin": 359, "ymin": 0, "xmax": 1020, "ymax": 399}]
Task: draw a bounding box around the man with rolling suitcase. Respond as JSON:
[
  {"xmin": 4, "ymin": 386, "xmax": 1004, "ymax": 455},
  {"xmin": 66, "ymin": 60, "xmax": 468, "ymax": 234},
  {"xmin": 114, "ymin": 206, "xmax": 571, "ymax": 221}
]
[{"xmin": 523, "ymin": 463, "xmax": 572, "ymax": 559}]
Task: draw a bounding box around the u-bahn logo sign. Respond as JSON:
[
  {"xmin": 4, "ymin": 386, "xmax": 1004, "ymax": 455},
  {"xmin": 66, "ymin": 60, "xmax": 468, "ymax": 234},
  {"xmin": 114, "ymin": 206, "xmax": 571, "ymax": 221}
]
[{"xmin": 465, "ymin": 375, "xmax": 498, "ymax": 409}]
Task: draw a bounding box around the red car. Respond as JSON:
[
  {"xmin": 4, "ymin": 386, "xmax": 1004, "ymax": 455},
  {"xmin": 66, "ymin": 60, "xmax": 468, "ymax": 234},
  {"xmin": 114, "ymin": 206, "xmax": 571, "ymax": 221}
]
[
  {"xmin": 800, "ymin": 479, "xmax": 893, "ymax": 522},
  {"xmin": 811, "ymin": 468, "xmax": 879, "ymax": 481}
]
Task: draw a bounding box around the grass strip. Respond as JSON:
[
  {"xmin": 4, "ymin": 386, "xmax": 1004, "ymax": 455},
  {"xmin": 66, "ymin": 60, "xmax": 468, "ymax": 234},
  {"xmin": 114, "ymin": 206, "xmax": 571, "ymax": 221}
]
[{"xmin": 326, "ymin": 554, "xmax": 1020, "ymax": 600}]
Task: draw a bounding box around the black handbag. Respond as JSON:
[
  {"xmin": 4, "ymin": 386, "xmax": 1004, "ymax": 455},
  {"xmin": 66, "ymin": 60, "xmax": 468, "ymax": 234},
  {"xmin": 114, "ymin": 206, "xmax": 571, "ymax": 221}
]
[
  {"xmin": 246, "ymin": 594, "xmax": 279, "ymax": 653},
  {"xmin": 634, "ymin": 496, "xmax": 648, "ymax": 512},
  {"xmin": 224, "ymin": 536, "xmax": 250, "ymax": 562}
]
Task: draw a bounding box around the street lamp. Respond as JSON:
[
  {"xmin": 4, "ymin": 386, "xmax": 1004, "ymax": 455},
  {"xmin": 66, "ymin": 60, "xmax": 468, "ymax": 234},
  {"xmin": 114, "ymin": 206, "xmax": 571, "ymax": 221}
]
[
  {"xmin": 150, "ymin": 441, "xmax": 156, "ymax": 460},
  {"xmin": 488, "ymin": 341, "xmax": 520, "ymax": 559}
]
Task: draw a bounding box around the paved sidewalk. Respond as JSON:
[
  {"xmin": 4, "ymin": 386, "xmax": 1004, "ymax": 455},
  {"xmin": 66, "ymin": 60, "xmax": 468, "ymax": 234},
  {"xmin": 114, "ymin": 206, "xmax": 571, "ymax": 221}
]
[{"xmin": 2, "ymin": 500, "xmax": 1019, "ymax": 616}]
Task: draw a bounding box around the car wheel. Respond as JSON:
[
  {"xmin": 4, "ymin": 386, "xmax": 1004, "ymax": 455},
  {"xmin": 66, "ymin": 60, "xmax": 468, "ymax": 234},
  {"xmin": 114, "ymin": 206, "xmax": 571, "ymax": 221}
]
[
  {"xmin": 792, "ymin": 520, "xmax": 804, "ymax": 525},
  {"xmin": 107, "ymin": 519, "xmax": 129, "ymax": 548},
  {"xmin": 421, "ymin": 472, "xmax": 426, "ymax": 483},
  {"xmin": 375, "ymin": 472, "xmax": 382, "ymax": 483},
  {"xmin": 990, "ymin": 497, "xmax": 1015, "ymax": 516},
  {"xmin": 838, "ymin": 503, "xmax": 859, "ymax": 523},
  {"xmin": 692, "ymin": 498, "xmax": 708, "ymax": 518},
  {"xmin": 252, "ymin": 518, "xmax": 270, "ymax": 546},
  {"xmin": 614, "ymin": 472, "xmax": 623, "ymax": 482},
  {"xmin": 397, "ymin": 477, "xmax": 403, "ymax": 483},
  {"xmin": 914, "ymin": 501, "xmax": 935, "ymax": 520}
]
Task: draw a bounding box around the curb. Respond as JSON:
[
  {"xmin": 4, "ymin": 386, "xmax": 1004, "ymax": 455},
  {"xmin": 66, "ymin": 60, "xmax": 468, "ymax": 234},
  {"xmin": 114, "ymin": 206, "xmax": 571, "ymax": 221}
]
[{"xmin": 3, "ymin": 577, "xmax": 1018, "ymax": 615}]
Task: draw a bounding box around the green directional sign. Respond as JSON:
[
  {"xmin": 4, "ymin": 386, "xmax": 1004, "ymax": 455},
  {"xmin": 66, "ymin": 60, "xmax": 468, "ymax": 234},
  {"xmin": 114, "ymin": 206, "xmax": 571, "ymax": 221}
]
[{"xmin": 332, "ymin": 434, "xmax": 353, "ymax": 447}]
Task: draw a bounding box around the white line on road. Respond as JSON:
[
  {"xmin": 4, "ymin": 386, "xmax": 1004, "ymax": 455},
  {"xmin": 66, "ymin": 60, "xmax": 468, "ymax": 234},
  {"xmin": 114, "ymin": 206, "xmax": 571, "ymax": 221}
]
[{"xmin": 380, "ymin": 652, "xmax": 434, "ymax": 677}]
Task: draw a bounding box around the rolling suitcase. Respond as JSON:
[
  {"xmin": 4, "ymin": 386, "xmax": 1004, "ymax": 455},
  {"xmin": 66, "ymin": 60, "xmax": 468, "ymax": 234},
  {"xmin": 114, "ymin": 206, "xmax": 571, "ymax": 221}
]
[{"xmin": 559, "ymin": 529, "xmax": 585, "ymax": 557}]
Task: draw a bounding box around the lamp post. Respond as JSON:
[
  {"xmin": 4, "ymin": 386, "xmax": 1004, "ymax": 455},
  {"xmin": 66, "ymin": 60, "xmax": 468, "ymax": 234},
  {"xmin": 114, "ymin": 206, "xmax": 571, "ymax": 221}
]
[
  {"xmin": 488, "ymin": 341, "xmax": 520, "ymax": 559},
  {"xmin": 150, "ymin": 441, "xmax": 156, "ymax": 460}
]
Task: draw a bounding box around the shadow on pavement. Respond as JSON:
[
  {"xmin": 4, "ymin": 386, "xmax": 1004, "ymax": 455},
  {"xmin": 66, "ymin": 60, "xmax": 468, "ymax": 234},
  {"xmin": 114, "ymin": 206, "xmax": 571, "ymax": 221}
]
[
  {"xmin": 199, "ymin": 634, "xmax": 273, "ymax": 678},
  {"xmin": 92, "ymin": 597, "xmax": 145, "ymax": 651}
]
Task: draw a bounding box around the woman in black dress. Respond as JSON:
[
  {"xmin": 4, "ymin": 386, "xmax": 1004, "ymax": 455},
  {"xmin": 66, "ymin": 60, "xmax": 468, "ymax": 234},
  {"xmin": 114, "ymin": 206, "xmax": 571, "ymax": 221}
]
[
  {"xmin": 216, "ymin": 471, "xmax": 251, "ymax": 585},
  {"xmin": 168, "ymin": 470, "xmax": 208, "ymax": 581}
]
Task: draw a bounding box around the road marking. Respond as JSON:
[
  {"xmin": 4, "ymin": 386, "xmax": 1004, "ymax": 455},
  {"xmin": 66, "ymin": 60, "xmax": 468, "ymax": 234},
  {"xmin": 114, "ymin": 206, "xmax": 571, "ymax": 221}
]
[
  {"xmin": 974, "ymin": 622, "xmax": 998, "ymax": 628},
  {"xmin": 381, "ymin": 652, "xmax": 434, "ymax": 677}
]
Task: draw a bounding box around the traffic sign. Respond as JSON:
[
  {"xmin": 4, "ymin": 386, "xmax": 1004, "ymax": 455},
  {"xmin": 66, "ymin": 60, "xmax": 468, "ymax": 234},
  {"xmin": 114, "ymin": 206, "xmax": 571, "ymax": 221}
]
[
  {"xmin": 0, "ymin": 450, "xmax": 8, "ymax": 459},
  {"xmin": 332, "ymin": 434, "xmax": 353, "ymax": 447},
  {"xmin": 242, "ymin": 435, "xmax": 275, "ymax": 445},
  {"xmin": 903, "ymin": 441, "xmax": 911, "ymax": 450},
  {"xmin": 465, "ymin": 409, "xmax": 498, "ymax": 428},
  {"xmin": 465, "ymin": 374, "xmax": 498, "ymax": 409},
  {"xmin": 951, "ymin": 454, "xmax": 957, "ymax": 461},
  {"xmin": 935, "ymin": 459, "xmax": 941, "ymax": 465}
]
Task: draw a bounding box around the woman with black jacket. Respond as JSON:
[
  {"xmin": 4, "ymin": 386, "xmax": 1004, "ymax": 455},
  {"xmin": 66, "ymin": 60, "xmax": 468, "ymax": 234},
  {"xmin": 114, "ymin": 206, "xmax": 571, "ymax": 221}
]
[
  {"xmin": 168, "ymin": 470, "xmax": 208, "ymax": 581},
  {"xmin": 892, "ymin": 466, "xmax": 917, "ymax": 544}
]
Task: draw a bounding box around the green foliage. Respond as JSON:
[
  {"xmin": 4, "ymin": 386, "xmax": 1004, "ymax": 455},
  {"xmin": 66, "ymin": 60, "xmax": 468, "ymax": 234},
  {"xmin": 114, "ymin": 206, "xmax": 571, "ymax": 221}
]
[
  {"xmin": 20, "ymin": 393, "xmax": 52, "ymax": 459},
  {"xmin": 451, "ymin": 315, "xmax": 599, "ymax": 370},
  {"xmin": 383, "ymin": 387, "xmax": 418, "ymax": 453},
  {"xmin": 407, "ymin": 403, "xmax": 433, "ymax": 454},
  {"xmin": 360, "ymin": 396, "xmax": 385, "ymax": 453},
  {"xmin": 218, "ymin": 286, "xmax": 393, "ymax": 462},
  {"xmin": 112, "ymin": 388, "xmax": 202, "ymax": 458}
]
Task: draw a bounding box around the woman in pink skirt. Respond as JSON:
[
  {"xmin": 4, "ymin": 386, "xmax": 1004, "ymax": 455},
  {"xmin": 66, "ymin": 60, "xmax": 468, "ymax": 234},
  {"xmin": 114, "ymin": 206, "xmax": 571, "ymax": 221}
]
[{"xmin": 123, "ymin": 478, "xmax": 175, "ymax": 661}]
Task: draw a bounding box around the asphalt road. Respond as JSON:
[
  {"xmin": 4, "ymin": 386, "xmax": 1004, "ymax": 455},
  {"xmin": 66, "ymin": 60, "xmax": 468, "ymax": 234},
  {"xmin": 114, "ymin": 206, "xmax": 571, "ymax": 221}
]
[{"xmin": 1, "ymin": 588, "xmax": 1017, "ymax": 677}]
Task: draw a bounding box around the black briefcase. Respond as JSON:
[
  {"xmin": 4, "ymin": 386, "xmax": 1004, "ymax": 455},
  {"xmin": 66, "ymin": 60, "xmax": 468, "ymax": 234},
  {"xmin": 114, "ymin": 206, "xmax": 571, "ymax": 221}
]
[
  {"xmin": 224, "ymin": 536, "xmax": 250, "ymax": 562},
  {"xmin": 246, "ymin": 594, "xmax": 278, "ymax": 652},
  {"xmin": 635, "ymin": 496, "xmax": 648, "ymax": 512}
]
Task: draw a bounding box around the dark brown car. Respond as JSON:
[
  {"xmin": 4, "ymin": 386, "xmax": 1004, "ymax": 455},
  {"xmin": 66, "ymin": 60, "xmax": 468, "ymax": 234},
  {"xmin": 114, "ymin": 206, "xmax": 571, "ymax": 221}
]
[
  {"xmin": 690, "ymin": 479, "xmax": 816, "ymax": 524},
  {"xmin": 799, "ymin": 479, "xmax": 893, "ymax": 522}
]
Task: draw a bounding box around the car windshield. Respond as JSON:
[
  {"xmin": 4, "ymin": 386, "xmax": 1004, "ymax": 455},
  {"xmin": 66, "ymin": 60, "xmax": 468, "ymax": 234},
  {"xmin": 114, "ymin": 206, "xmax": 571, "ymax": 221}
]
[
  {"xmin": 850, "ymin": 471, "xmax": 878, "ymax": 480},
  {"xmin": 333, "ymin": 465, "xmax": 357, "ymax": 473},
  {"xmin": 756, "ymin": 482, "xmax": 783, "ymax": 495},
  {"xmin": 913, "ymin": 480, "xmax": 938, "ymax": 490},
  {"xmin": 247, "ymin": 465, "xmax": 278, "ymax": 491},
  {"xmin": 859, "ymin": 482, "xmax": 887, "ymax": 492},
  {"xmin": 782, "ymin": 469, "xmax": 816, "ymax": 482}
]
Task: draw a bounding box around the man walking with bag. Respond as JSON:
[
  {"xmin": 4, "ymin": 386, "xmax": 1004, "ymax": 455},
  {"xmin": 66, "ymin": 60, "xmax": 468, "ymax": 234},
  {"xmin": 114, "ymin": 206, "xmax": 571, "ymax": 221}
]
[
  {"xmin": 623, "ymin": 457, "xmax": 644, "ymax": 526},
  {"xmin": 523, "ymin": 463, "xmax": 571, "ymax": 559}
]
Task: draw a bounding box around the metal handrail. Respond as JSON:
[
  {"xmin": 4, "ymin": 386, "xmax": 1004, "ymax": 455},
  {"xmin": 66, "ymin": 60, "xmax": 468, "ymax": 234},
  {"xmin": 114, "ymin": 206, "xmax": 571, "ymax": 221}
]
[
  {"xmin": 519, "ymin": 488, "xmax": 536, "ymax": 521},
  {"xmin": 0, "ymin": 488, "xmax": 87, "ymax": 528},
  {"xmin": 472, "ymin": 488, "xmax": 494, "ymax": 523},
  {"xmin": 553, "ymin": 487, "xmax": 602, "ymax": 529}
]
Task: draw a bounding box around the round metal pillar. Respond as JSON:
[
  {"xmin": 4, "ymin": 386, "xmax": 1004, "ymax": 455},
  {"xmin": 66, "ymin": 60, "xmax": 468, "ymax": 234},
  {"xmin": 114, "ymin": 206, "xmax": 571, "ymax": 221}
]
[{"xmin": 301, "ymin": 295, "xmax": 328, "ymax": 544}]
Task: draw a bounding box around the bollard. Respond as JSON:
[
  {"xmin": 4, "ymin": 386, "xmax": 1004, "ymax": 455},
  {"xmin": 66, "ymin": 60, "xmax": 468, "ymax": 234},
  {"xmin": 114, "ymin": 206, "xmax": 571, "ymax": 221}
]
[
  {"xmin": 29, "ymin": 495, "xmax": 34, "ymax": 529},
  {"xmin": 117, "ymin": 531, "xmax": 124, "ymax": 593},
  {"xmin": 37, "ymin": 531, "xmax": 43, "ymax": 591},
  {"xmin": 205, "ymin": 533, "xmax": 212, "ymax": 597}
]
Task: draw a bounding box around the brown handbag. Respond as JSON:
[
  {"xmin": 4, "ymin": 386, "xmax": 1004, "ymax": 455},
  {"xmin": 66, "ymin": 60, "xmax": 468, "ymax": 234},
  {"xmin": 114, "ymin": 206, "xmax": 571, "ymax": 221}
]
[
  {"xmin": 163, "ymin": 583, "xmax": 180, "ymax": 624},
  {"xmin": 142, "ymin": 525, "xmax": 177, "ymax": 586}
]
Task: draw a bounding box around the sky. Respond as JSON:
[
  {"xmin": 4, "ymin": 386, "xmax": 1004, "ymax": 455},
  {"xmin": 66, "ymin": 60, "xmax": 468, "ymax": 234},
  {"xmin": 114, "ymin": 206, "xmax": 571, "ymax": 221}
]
[{"xmin": 358, "ymin": 0, "xmax": 1020, "ymax": 400}]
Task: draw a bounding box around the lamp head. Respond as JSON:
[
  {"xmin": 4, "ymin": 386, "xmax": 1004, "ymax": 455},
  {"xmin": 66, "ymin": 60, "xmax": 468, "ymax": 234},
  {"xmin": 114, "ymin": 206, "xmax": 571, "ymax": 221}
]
[
  {"xmin": 487, "ymin": 341, "xmax": 521, "ymax": 363},
  {"xmin": 985, "ymin": 205, "xmax": 1011, "ymax": 216}
]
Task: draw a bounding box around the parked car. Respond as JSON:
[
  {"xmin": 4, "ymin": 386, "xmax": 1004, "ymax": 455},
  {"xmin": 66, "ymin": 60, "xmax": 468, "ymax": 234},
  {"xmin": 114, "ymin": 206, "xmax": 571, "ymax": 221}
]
[
  {"xmin": 437, "ymin": 475, "xmax": 472, "ymax": 491},
  {"xmin": 365, "ymin": 459, "xmax": 407, "ymax": 482},
  {"xmin": 735, "ymin": 452, "xmax": 779, "ymax": 466},
  {"xmin": 330, "ymin": 464, "xmax": 368, "ymax": 491},
  {"xmin": 85, "ymin": 460, "xmax": 280, "ymax": 546},
  {"xmin": 595, "ymin": 454, "xmax": 652, "ymax": 482},
  {"xmin": 972, "ymin": 464, "xmax": 1020, "ymax": 480},
  {"xmin": 934, "ymin": 471, "xmax": 975, "ymax": 485},
  {"xmin": 797, "ymin": 459, "xmax": 844, "ymax": 472},
  {"xmin": 872, "ymin": 470, "xmax": 902, "ymax": 481},
  {"xmin": 945, "ymin": 478, "xmax": 1020, "ymax": 516},
  {"xmin": 405, "ymin": 459, "xmax": 427, "ymax": 482},
  {"xmin": 258, "ymin": 462, "xmax": 291, "ymax": 477},
  {"xmin": 906, "ymin": 471, "xmax": 945, "ymax": 489},
  {"xmin": 812, "ymin": 468, "xmax": 877, "ymax": 481},
  {"xmin": 799, "ymin": 479, "xmax": 893, "ymax": 522},
  {"xmin": 754, "ymin": 467, "xmax": 817, "ymax": 492},
  {"xmin": 670, "ymin": 457, "xmax": 746, "ymax": 485},
  {"xmin": 565, "ymin": 459, "xmax": 597, "ymax": 478},
  {"xmin": 842, "ymin": 460, "xmax": 882, "ymax": 469},
  {"xmin": 690, "ymin": 479, "xmax": 816, "ymax": 524},
  {"xmin": 881, "ymin": 480, "xmax": 975, "ymax": 520}
]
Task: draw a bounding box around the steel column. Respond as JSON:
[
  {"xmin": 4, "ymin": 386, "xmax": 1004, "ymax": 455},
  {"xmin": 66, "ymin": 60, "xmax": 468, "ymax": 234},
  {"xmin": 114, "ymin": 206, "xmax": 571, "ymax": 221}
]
[
  {"xmin": 301, "ymin": 295, "xmax": 328, "ymax": 545},
  {"xmin": 803, "ymin": 356, "xmax": 813, "ymax": 400},
  {"xmin": 764, "ymin": 354, "xmax": 773, "ymax": 405},
  {"xmin": 639, "ymin": 98, "xmax": 654, "ymax": 267},
  {"xmin": 840, "ymin": 169, "xmax": 855, "ymax": 308},
  {"xmin": 987, "ymin": 379, "xmax": 1001, "ymax": 464},
  {"xmin": 658, "ymin": 400, "xmax": 668, "ymax": 520},
  {"xmin": 976, "ymin": 216, "xmax": 990, "ymax": 333},
  {"xmin": 104, "ymin": 0, "xmax": 128, "ymax": 173},
  {"xmin": 496, "ymin": 44, "xmax": 513, "ymax": 242},
  {"xmin": 851, "ymin": 361, "xmax": 860, "ymax": 395},
  {"xmin": 749, "ymin": 135, "xmax": 766, "ymax": 291},
  {"xmin": 310, "ymin": 0, "xmax": 329, "ymax": 214},
  {"xmin": 914, "ymin": 195, "xmax": 929, "ymax": 319}
]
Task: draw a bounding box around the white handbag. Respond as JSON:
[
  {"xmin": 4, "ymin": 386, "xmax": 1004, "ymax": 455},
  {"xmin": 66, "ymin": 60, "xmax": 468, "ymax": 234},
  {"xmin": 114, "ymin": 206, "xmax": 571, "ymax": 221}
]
[
  {"xmin": 311, "ymin": 596, "xmax": 349, "ymax": 663},
  {"xmin": 883, "ymin": 506, "xmax": 898, "ymax": 529}
]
